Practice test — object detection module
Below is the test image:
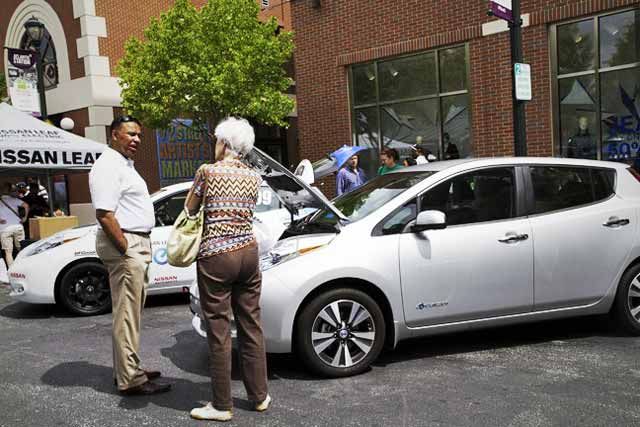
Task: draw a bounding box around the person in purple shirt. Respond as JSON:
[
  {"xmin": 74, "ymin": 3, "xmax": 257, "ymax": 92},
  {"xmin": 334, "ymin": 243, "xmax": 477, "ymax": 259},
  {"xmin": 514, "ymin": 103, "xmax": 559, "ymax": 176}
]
[{"xmin": 336, "ymin": 155, "xmax": 367, "ymax": 196}]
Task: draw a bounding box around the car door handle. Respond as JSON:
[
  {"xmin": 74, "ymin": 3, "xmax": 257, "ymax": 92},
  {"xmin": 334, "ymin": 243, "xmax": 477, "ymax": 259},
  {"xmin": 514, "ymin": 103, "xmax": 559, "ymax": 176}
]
[
  {"xmin": 498, "ymin": 233, "xmax": 529, "ymax": 243},
  {"xmin": 603, "ymin": 217, "xmax": 630, "ymax": 228}
]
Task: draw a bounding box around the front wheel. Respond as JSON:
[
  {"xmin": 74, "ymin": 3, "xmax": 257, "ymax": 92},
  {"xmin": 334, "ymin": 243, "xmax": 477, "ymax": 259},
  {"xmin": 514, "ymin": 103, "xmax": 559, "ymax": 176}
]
[
  {"xmin": 295, "ymin": 288, "xmax": 386, "ymax": 378},
  {"xmin": 58, "ymin": 262, "xmax": 111, "ymax": 316},
  {"xmin": 612, "ymin": 264, "xmax": 640, "ymax": 335}
]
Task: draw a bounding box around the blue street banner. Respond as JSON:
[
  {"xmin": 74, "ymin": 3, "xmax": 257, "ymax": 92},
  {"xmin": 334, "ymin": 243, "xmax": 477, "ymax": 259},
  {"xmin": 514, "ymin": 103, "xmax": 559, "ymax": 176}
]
[
  {"xmin": 156, "ymin": 119, "xmax": 212, "ymax": 186},
  {"xmin": 489, "ymin": 0, "xmax": 513, "ymax": 23}
]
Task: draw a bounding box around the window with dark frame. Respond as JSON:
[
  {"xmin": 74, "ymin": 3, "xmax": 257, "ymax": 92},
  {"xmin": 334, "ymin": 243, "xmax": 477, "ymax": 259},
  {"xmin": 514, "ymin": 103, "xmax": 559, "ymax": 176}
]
[
  {"xmin": 349, "ymin": 46, "xmax": 471, "ymax": 179},
  {"xmin": 554, "ymin": 8, "xmax": 640, "ymax": 163}
]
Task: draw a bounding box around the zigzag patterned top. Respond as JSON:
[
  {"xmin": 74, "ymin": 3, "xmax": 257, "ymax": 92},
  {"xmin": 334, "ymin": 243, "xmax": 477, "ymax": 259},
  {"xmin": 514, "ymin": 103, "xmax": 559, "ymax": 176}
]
[{"xmin": 193, "ymin": 159, "xmax": 261, "ymax": 259}]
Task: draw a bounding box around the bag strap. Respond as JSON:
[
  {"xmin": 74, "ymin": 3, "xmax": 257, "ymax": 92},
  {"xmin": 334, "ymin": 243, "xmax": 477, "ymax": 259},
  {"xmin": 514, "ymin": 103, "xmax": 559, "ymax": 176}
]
[
  {"xmin": 184, "ymin": 166, "xmax": 208, "ymax": 216},
  {"xmin": 0, "ymin": 197, "xmax": 20, "ymax": 219}
]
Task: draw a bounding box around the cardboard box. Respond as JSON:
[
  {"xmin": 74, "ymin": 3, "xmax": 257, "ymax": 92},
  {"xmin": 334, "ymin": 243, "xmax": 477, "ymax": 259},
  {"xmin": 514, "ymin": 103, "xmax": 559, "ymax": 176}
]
[{"xmin": 29, "ymin": 216, "xmax": 79, "ymax": 240}]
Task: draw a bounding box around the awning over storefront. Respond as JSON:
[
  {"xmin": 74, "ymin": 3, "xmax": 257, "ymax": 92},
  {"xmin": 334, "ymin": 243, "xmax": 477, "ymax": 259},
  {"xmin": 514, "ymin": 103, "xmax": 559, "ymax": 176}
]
[{"xmin": 0, "ymin": 103, "xmax": 105, "ymax": 175}]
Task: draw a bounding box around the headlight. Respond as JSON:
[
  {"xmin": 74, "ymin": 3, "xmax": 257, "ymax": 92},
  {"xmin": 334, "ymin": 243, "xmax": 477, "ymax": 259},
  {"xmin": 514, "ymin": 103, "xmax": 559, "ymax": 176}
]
[
  {"xmin": 259, "ymin": 241, "xmax": 326, "ymax": 271},
  {"xmin": 26, "ymin": 236, "xmax": 81, "ymax": 256}
]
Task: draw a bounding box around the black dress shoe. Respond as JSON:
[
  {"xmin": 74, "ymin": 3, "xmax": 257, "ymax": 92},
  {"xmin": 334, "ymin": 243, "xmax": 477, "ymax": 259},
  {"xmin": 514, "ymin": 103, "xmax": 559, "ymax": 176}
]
[
  {"xmin": 120, "ymin": 381, "xmax": 171, "ymax": 396},
  {"xmin": 114, "ymin": 370, "xmax": 161, "ymax": 386}
]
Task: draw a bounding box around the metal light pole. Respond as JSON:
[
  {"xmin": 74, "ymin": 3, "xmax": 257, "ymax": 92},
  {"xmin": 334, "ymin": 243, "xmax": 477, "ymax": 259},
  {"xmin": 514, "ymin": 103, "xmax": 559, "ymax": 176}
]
[
  {"xmin": 509, "ymin": 0, "xmax": 527, "ymax": 156},
  {"xmin": 23, "ymin": 16, "xmax": 48, "ymax": 121},
  {"xmin": 24, "ymin": 17, "xmax": 55, "ymax": 215}
]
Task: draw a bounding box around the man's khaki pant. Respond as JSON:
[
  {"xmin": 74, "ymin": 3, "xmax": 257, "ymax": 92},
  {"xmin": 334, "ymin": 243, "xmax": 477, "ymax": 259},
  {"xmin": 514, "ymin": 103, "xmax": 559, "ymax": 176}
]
[
  {"xmin": 96, "ymin": 229, "xmax": 151, "ymax": 391},
  {"xmin": 197, "ymin": 242, "xmax": 268, "ymax": 410}
]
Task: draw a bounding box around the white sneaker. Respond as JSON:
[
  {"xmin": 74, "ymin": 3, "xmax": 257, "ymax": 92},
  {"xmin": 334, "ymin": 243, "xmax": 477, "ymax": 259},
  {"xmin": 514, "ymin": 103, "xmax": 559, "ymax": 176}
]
[
  {"xmin": 255, "ymin": 394, "xmax": 272, "ymax": 412},
  {"xmin": 190, "ymin": 402, "xmax": 233, "ymax": 421}
]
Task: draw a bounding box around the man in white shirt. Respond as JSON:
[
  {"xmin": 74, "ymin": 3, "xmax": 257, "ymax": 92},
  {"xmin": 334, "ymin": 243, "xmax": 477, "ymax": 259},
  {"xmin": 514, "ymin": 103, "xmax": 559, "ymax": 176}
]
[
  {"xmin": 0, "ymin": 183, "xmax": 29, "ymax": 266},
  {"xmin": 89, "ymin": 116, "xmax": 170, "ymax": 396}
]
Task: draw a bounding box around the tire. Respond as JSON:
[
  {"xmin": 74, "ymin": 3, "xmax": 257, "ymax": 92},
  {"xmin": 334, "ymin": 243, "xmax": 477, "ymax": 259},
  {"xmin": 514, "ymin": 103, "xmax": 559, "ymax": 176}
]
[
  {"xmin": 58, "ymin": 262, "xmax": 111, "ymax": 316},
  {"xmin": 295, "ymin": 288, "xmax": 386, "ymax": 378},
  {"xmin": 612, "ymin": 263, "xmax": 640, "ymax": 335}
]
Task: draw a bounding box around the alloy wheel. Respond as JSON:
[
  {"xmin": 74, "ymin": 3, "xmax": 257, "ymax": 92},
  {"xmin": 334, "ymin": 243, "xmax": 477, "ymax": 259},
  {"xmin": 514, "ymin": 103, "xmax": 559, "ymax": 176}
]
[
  {"xmin": 65, "ymin": 268, "xmax": 110, "ymax": 313},
  {"xmin": 310, "ymin": 299, "xmax": 376, "ymax": 368}
]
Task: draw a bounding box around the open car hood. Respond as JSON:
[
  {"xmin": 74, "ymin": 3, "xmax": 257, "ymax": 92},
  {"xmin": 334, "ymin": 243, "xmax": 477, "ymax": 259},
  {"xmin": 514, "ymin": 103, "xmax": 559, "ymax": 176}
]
[{"xmin": 245, "ymin": 147, "xmax": 347, "ymax": 220}]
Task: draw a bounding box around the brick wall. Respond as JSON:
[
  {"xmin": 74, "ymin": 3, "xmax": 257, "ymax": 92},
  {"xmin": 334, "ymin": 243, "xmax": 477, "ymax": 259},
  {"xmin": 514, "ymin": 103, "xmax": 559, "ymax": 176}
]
[
  {"xmin": 97, "ymin": 0, "xmax": 208, "ymax": 76},
  {"xmin": 291, "ymin": 0, "xmax": 640, "ymax": 175}
]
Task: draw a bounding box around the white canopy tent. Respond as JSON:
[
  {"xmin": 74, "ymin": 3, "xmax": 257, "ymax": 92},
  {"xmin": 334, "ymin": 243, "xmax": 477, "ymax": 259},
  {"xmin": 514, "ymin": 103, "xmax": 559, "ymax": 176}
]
[
  {"xmin": 0, "ymin": 102, "xmax": 105, "ymax": 174},
  {"xmin": 0, "ymin": 102, "xmax": 106, "ymax": 213}
]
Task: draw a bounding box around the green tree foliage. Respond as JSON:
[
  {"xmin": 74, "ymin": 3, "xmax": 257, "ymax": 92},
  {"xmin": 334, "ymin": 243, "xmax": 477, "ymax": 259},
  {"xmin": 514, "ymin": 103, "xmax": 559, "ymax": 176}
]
[{"xmin": 117, "ymin": 0, "xmax": 294, "ymax": 132}]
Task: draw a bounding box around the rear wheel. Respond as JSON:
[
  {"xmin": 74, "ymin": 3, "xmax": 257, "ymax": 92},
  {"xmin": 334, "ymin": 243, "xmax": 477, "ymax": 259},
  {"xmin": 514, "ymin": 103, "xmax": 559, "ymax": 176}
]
[
  {"xmin": 58, "ymin": 262, "xmax": 111, "ymax": 316},
  {"xmin": 612, "ymin": 264, "xmax": 640, "ymax": 335},
  {"xmin": 296, "ymin": 288, "xmax": 385, "ymax": 377}
]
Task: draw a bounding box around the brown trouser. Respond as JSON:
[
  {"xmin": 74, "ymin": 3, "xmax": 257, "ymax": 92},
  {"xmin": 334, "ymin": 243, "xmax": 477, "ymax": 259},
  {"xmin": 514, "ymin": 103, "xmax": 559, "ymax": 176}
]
[
  {"xmin": 96, "ymin": 229, "xmax": 151, "ymax": 391},
  {"xmin": 197, "ymin": 242, "xmax": 268, "ymax": 410}
]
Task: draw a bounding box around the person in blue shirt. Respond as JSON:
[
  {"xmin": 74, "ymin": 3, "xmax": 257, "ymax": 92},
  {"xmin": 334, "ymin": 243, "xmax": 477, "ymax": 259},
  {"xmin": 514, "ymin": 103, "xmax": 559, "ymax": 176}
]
[{"xmin": 336, "ymin": 155, "xmax": 367, "ymax": 196}]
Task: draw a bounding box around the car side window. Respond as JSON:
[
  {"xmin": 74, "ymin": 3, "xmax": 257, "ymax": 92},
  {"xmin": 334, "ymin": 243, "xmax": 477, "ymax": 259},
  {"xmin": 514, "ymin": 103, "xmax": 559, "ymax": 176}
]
[
  {"xmin": 530, "ymin": 166, "xmax": 615, "ymax": 214},
  {"xmin": 419, "ymin": 167, "xmax": 516, "ymax": 226},
  {"xmin": 592, "ymin": 168, "xmax": 616, "ymax": 201},
  {"xmin": 154, "ymin": 191, "xmax": 188, "ymax": 227}
]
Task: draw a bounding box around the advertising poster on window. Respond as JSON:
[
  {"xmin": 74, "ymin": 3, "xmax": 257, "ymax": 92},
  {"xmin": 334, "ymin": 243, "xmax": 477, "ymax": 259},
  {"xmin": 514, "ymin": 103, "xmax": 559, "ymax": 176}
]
[
  {"xmin": 601, "ymin": 73, "xmax": 640, "ymax": 162},
  {"xmin": 156, "ymin": 119, "xmax": 213, "ymax": 187},
  {"xmin": 6, "ymin": 48, "xmax": 41, "ymax": 116}
]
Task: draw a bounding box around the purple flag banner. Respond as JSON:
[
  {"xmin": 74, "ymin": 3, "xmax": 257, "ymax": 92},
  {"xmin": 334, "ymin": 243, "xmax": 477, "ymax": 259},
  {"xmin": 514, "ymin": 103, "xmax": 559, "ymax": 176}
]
[{"xmin": 489, "ymin": 0, "xmax": 513, "ymax": 23}]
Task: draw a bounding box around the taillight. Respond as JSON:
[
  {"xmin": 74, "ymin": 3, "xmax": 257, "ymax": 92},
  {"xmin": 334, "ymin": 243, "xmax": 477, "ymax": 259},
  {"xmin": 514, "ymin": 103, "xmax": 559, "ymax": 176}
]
[{"xmin": 627, "ymin": 167, "xmax": 640, "ymax": 183}]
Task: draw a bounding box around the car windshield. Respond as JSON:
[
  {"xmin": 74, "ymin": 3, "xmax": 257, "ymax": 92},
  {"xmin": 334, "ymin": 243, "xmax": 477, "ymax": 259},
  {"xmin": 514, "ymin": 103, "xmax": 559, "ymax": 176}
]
[{"xmin": 300, "ymin": 171, "xmax": 435, "ymax": 230}]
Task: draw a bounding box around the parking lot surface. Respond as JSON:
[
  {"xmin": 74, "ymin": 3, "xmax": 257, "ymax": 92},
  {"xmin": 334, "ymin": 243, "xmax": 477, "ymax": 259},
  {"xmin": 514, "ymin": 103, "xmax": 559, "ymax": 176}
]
[{"xmin": 1, "ymin": 284, "xmax": 639, "ymax": 427}]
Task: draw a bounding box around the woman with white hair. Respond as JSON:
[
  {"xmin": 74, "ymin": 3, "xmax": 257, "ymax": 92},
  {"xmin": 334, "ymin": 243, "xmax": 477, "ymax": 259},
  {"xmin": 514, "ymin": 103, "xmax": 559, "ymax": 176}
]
[{"xmin": 186, "ymin": 117, "xmax": 270, "ymax": 421}]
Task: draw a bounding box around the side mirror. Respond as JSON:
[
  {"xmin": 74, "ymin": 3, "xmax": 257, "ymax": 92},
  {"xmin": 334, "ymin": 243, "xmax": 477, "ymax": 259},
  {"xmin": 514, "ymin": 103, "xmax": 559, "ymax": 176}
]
[{"xmin": 412, "ymin": 210, "xmax": 447, "ymax": 232}]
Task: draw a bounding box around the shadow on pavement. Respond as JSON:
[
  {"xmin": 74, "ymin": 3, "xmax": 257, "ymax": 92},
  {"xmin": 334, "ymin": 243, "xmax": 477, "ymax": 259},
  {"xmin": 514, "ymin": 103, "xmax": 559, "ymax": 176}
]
[
  {"xmin": 374, "ymin": 314, "xmax": 621, "ymax": 368},
  {"xmin": 40, "ymin": 359, "xmax": 293, "ymax": 413},
  {"xmin": 161, "ymin": 330, "xmax": 317, "ymax": 382},
  {"xmin": 41, "ymin": 361, "xmax": 211, "ymax": 412},
  {"xmin": 0, "ymin": 301, "xmax": 72, "ymax": 319},
  {"xmin": 144, "ymin": 293, "xmax": 190, "ymax": 308},
  {"xmin": 160, "ymin": 315, "xmax": 624, "ymax": 383}
]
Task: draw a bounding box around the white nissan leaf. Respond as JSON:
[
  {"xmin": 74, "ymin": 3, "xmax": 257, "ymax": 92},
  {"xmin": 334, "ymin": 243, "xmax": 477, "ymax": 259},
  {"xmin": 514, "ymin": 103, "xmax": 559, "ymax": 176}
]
[{"xmin": 190, "ymin": 154, "xmax": 640, "ymax": 378}]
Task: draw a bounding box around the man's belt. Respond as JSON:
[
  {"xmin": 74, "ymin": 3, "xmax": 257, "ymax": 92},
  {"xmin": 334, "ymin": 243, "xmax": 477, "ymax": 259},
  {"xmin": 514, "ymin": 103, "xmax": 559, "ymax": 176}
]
[{"xmin": 122, "ymin": 229, "xmax": 151, "ymax": 237}]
